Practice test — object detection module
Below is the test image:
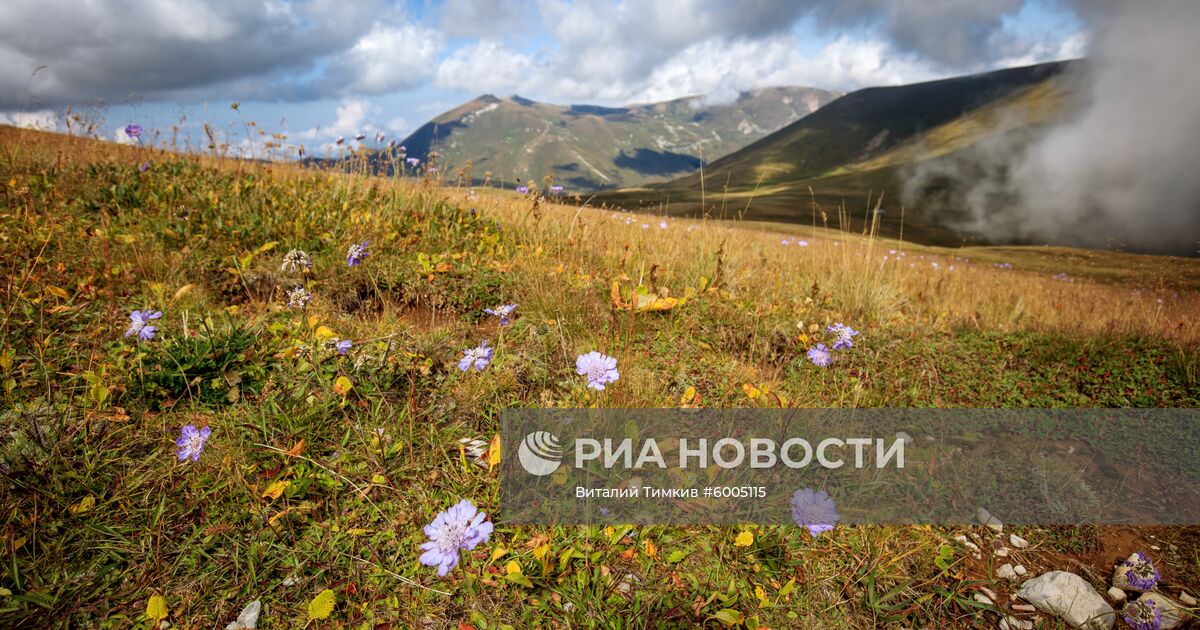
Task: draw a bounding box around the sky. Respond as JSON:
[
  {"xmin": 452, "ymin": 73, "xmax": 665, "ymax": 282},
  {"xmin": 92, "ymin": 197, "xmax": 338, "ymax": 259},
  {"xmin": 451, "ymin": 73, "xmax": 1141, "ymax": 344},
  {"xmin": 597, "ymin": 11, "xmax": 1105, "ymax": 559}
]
[{"xmin": 0, "ymin": 0, "xmax": 1086, "ymax": 158}]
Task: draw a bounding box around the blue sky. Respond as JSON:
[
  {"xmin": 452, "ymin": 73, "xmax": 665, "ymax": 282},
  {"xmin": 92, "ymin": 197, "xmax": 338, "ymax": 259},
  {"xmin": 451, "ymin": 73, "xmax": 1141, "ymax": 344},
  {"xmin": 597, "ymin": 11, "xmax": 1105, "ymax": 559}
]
[{"xmin": 0, "ymin": 0, "xmax": 1086, "ymax": 158}]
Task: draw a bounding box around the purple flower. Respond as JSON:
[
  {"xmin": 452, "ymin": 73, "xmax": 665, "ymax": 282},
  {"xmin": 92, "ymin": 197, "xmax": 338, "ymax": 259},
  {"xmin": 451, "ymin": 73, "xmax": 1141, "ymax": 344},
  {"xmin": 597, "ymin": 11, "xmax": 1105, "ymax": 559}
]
[
  {"xmin": 124, "ymin": 124, "xmax": 143, "ymax": 138},
  {"xmin": 459, "ymin": 341, "xmax": 493, "ymax": 372},
  {"xmin": 827, "ymin": 323, "xmax": 859, "ymax": 350},
  {"xmin": 797, "ymin": 240, "xmax": 809, "ymax": 247},
  {"xmin": 658, "ymin": 221, "xmax": 668, "ymax": 229},
  {"xmin": 176, "ymin": 424, "xmax": 211, "ymax": 462},
  {"xmin": 516, "ymin": 185, "xmax": 529, "ymax": 194},
  {"xmin": 419, "ymin": 499, "xmax": 494, "ymax": 576},
  {"xmin": 484, "ymin": 304, "xmax": 518, "ymax": 326},
  {"xmin": 1122, "ymin": 551, "xmax": 1161, "ymax": 591},
  {"xmin": 791, "ymin": 488, "xmax": 839, "ymax": 537},
  {"xmin": 1122, "ymin": 598, "xmax": 1163, "ymax": 630},
  {"xmin": 376, "ymin": 132, "xmax": 386, "ymax": 143},
  {"xmin": 576, "ymin": 351, "xmax": 619, "ymax": 390},
  {"xmin": 406, "ymin": 157, "xmax": 420, "ymax": 166},
  {"xmin": 549, "ymin": 185, "xmax": 564, "ymax": 193},
  {"xmin": 281, "ymin": 249, "xmax": 312, "ymax": 273},
  {"xmin": 346, "ymin": 240, "xmax": 369, "ymax": 267},
  {"xmin": 125, "ymin": 310, "xmax": 162, "ymax": 340},
  {"xmin": 806, "ymin": 343, "xmax": 831, "ymax": 367},
  {"xmin": 139, "ymin": 160, "xmax": 151, "ymax": 173},
  {"xmin": 781, "ymin": 239, "xmax": 791, "ymax": 245},
  {"xmin": 285, "ymin": 286, "xmax": 312, "ymax": 309},
  {"xmin": 336, "ymin": 339, "xmax": 352, "ymax": 355}
]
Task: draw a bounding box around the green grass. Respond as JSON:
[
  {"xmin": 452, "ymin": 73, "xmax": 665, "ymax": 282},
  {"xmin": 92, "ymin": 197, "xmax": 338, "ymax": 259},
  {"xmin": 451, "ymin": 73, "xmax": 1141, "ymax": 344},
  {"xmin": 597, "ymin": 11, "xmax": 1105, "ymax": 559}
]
[{"xmin": 1, "ymin": 126, "xmax": 1198, "ymax": 628}]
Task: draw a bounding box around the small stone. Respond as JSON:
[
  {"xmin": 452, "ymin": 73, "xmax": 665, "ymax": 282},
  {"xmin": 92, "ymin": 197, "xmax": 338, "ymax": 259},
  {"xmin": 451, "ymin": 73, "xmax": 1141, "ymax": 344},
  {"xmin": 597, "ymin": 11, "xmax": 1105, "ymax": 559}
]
[
  {"xmin": 974, "ymin": 592, "xmax": 995, "ymax": 606},
  {"xmin": 159, "ymin": 622, "xmax": 172, "ymax": 630},
  {"xmin": 977, "ymin": 507, "xmax": 1003, "ymax": 533},
  {"xmin": 1009, "ymin": 534, "xmax": 1029, "ymax": 549},
  {"xmin": 980, "ymin": 587, "xmax": 997, "ymax": 602},
  {"xmin": 1014, "ymin": 565, "xmax": 1028, "ymax": 576},
  {"xmin": 282, "ymin": 576, "xmax": 299, "ymax": 587},
  {"xmin": 1136, "ymin": 592, "xmax": 1184, "ymax": 630},
  {"xmin": 997, "ymin": 564, "xmax": 1017, "ymax": 579},
  {"xmin": 1107, "ymin": 586, "xmax": 1126, "ymax": 605},
  {"xmin": 225, "ymin": 600, "xmax": 262, "ymax": 630},
  {"xmin": 995, "ymin": 548, "xmax": 1009, "ymax": 558},
  {"xmin": 563, "ymin": 601, "xmax": 576, "ymax": 613},
  {"xmin": 896, "ymin": 431, "xmax": 914, "ymax": 444},
  {"xmin": 1180, "ymin": 591, "xmax": 1197, "ymax": 606},
  {"xmin": 1016, "ymin": 571, "xmax": 1114, "ymax": 629},
  {"xmin": 1149, "ymin": 545, "xmax": 1160, "ymax": 551},
  {"xmin": 1011, "ymin": 604, "xmax": 1036, "ymax": 613},
  {"xmin": 1000, "ymin": 617, "xmax": 1034, "ymax": 630}
]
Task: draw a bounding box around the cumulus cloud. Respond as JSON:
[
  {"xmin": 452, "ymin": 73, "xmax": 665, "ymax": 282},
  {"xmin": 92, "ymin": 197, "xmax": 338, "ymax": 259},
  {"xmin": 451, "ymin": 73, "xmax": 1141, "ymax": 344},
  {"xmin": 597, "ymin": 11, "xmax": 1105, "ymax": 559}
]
[
  {"xmin": 323, "ymin": 23, "xmax": 443, "ymax": 95},
  {"xmin": 435, "ymin": 41, "xmax": 536, "ymax": 94},
  {"xmin": 0, "ymin": 109, "xmax": 58, "ymax": 130}
]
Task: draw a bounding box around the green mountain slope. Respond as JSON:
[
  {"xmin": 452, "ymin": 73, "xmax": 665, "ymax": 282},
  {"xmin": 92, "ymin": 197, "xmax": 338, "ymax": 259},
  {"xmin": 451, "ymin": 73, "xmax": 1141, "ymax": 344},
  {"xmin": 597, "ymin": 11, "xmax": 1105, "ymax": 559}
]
[
  {"xmin": 593, "ymin": 61, "xmax": 1073, "ymax": 245},
  {"xmin": 398, "ymin": 87, "xmax": 841, "ymax": 191}
]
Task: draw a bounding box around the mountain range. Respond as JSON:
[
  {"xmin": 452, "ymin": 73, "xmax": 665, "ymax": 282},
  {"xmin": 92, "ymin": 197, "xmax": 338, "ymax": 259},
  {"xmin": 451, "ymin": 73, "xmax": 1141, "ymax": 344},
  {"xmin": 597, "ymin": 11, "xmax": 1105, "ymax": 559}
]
[
  {"xmin": 395, "ymin": 87, "xmax": 841, "ymax": 191},
  {"xmin": 593, "ymin": 61, "xmax": 1074, "ymax": 245}
]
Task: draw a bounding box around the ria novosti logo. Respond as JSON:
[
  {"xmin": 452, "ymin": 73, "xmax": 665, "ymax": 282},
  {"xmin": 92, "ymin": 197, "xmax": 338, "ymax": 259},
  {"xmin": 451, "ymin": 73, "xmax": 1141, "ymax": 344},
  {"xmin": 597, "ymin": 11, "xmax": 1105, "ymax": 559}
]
[{"xmin": 517, "ymin": 431, "xmax": 564, "ymax": 476}]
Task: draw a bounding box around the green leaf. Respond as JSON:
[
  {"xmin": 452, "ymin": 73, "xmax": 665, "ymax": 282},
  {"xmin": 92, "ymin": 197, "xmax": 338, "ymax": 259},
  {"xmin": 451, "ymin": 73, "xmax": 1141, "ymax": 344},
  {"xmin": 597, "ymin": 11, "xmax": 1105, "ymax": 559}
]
[
  {"xmin": 307, "ymin": 589, "xmax": 336, "ymax": 621},
  {"xmin": 712, "ymin": 609, "xmax": 744, "ymax": 627},
  {"xmin": 666, "ymin": 550, "xmax": 689, "ymax": 564}
]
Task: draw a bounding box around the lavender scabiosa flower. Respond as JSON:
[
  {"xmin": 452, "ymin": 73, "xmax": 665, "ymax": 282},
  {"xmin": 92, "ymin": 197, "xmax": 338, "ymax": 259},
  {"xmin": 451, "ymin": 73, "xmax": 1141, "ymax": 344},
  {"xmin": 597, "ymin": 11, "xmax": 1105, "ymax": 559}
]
[
  {"xmin": 576, "ymin": 351, "xmax": 619, "ymax": 390},
  {"xmin": 458, "ymin": 341, "xmax": 493, "ymax": 372},
  {"xmin": 281, "ymin": 249, "xmax": 312, "ymax": 273},
  {"xmin": 797, "ymin": 240, "xmax": 809, "ymax": 247},
  {"xmin": 406, "ymin": 157, "xmax": 420, "ymax": 166},
  {"xmin": 484, "ymin": 304, "xmax": 518, "ymax": 326},
  {"xmin": 827, "ymin": 323, "xmax": 860, "ymax": 350},
  {"xmin": 124, "ymin": 124, "xmax": 143, "ymax": 138},
  {"xmin": 806, "ymin": 343, "xmax": 832, "ymax": 367},
  {"xmin": 139, "ymin": 160, "xmax": 151, "ymax": 173},
  {"xmin": 336, "ymin": 339, "xmax": 352, "ymax": 355},
  {"xmin": 658, "ymin": 221, "xmax": 669, "ymax": 229},
  {"xmin": 1121, "ymin": 551, "xmax": 1161, "ymax": 591},
  {"xmin": 549, "ymin": 185, "xmax": 564, "ymax": 193},
  {"xmin": 516, "ymin": 185, "xmax": 529, "ymax": 194},
  {"xmin": 790, "ymin": 488, "xmax": 839, "ymax": 537},
  {"xmin": 1122, "ymin": 598, "xmax": 1163, "ymax": 630},
  {"xmin": 346, "ymin": 240, "xmax": 369, "ymax": 267},
  {"xmin": 176, "ymin": 424, "xmax": 211, "ymax": 462},
  {"xmin": 285, "ymin": 286, "xmax": 312, "ymax": 309},
  {"xmin": 125, "ymin": 310, "xmax": 163, "ymax": 340},
  {"xmin": 419, "ymin": 499, "xmax": 494, "ymax": 576}
]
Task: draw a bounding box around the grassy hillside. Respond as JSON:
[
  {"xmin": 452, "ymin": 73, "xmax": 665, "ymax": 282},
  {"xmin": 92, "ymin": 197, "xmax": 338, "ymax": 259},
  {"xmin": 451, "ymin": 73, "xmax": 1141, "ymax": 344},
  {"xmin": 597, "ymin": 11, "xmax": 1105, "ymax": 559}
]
[
  {"xmin": 593, "ymin": 62, "xmax": 1072, "ymax": 246},
  {"xmin": 390, "ymin": 87, "xmax": 840, "ymax": 191},
  {"xmin": 1, "ymin": 126, "xmax": 1198, "ymax": 628}
]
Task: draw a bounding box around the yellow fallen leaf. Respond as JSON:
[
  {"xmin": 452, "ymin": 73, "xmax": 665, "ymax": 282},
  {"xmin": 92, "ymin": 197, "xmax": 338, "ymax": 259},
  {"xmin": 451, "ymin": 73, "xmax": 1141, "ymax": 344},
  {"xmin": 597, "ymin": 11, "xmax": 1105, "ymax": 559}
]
[
  {"xmin": 307, "ymin": 589, "xmax": 336, "ymax": 621},
  {"xmin": 742, "ymin": 383, "xmax": 763, "ymax": 399},
  {"xmin": 314, "ymin": 326, "xmax": 336, "ymax": 340},
  {"xmin": 333, "ymin": 375, "xmax": 353, "ymax": 396},
  {"xmin": 69, "ymin": 495, "xmax": 95, "ymax": 515},
  {"xmin": 505, "ymin": 561, "xmax": 522, "ymax": 575},
  {"xmin": 488, "ymin": 434, "xmax": 501, "ymax": 471},
  {"xmin": 734, "ymin": 531, "xmax": 754, "ymax": 547},
  {"xmin": 490, "ymin": 545, "xmax": 508, "ymax": 563},
  {"xmin": 146, "ymin": 594, "xmax": 169, "ymax": 622},
  {"xmin": 261, "ymin": 480, "xmax": 288, "ymax": 500},
  {"xmin": 644, "ymin": 538, "xmax": 657, "ymax": 558},
  {"xmin": 44, "ymin": 286, "xmax": 70, "ymax": 300}
]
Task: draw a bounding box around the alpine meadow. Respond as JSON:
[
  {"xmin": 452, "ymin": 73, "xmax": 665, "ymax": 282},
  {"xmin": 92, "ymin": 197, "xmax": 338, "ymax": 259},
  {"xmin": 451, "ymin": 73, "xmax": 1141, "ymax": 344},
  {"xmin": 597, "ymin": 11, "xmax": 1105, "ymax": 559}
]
[{"xmin": 1, "ymin": 1, "xmax": 1199, "ymax": 629}]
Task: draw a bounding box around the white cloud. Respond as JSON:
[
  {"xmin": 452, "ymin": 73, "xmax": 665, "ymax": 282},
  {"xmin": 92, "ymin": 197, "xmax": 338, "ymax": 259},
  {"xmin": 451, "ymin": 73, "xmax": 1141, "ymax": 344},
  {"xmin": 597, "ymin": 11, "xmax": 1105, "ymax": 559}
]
[
  {"xmin": 332, "ymin": 23, "xmax": 443, "ymax": 95},
  {"xmin": 0, "ymin": 109, "xmax": 57, "ymax": 130},
  {"xmin": 435, "ymin": 41, "xmax": 535, "ymax": 94}
]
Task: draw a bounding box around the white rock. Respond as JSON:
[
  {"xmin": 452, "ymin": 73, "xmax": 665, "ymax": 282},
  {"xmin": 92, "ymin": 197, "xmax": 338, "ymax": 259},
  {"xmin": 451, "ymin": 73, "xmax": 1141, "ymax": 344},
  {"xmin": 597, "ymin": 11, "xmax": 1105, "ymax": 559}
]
[
  {"xmin": 975, "ymin": 592, "xmax": 995, "ymax": 606},
  {"xmin": 282, "ymin": 576, "xmax": 299, "ymax": 587},
  {"xmin": 980, "ymin": 587, "xmax": 997, "ymax": 602},
  {"xmin": 1016, "ymin": 571, "xmax": 1114, "ymax": 629},
  {"xmin": 1011, "ymin": 603, "xmax": 1036, "ymax": 613},
  {"xmin": 995, "ymin": 548, "xmax": 1009, "ymax": 558},
  {"xmin": 977, "ymin": 507, "xmax": 1003, "ymax": 533},
  {"xmin": 1107, "ymin": 586, "xmax": 1126, "ymax": 605},
  {"xmin": 226, "ymin": 600, "xmax": 262, "ymax": 630},
  {"xmin": 1000, "ymin": 616, "xmax": 1034, "ymax": 630},
  {"xmin": 997, "ymin": 564, "xmax": 1017, "ymax": 579},
  {"xmin": 1014, "ymin": 565, "xmax": 1028, "ymax": 576},
  {"xmin": 1180, "ymin": 591, "xmax": 1197, "ymax": 606},
  {"xmin": 1136, "ymin": 592, "xmax": 1184, "ymax": 630},
  {"xmin": 896, "ymin": 431, "xmax": 914, "ymax": 444},
  {"xmin": 1009, "ymin": 534, "xmax": 1029, "ymax": 549}
]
